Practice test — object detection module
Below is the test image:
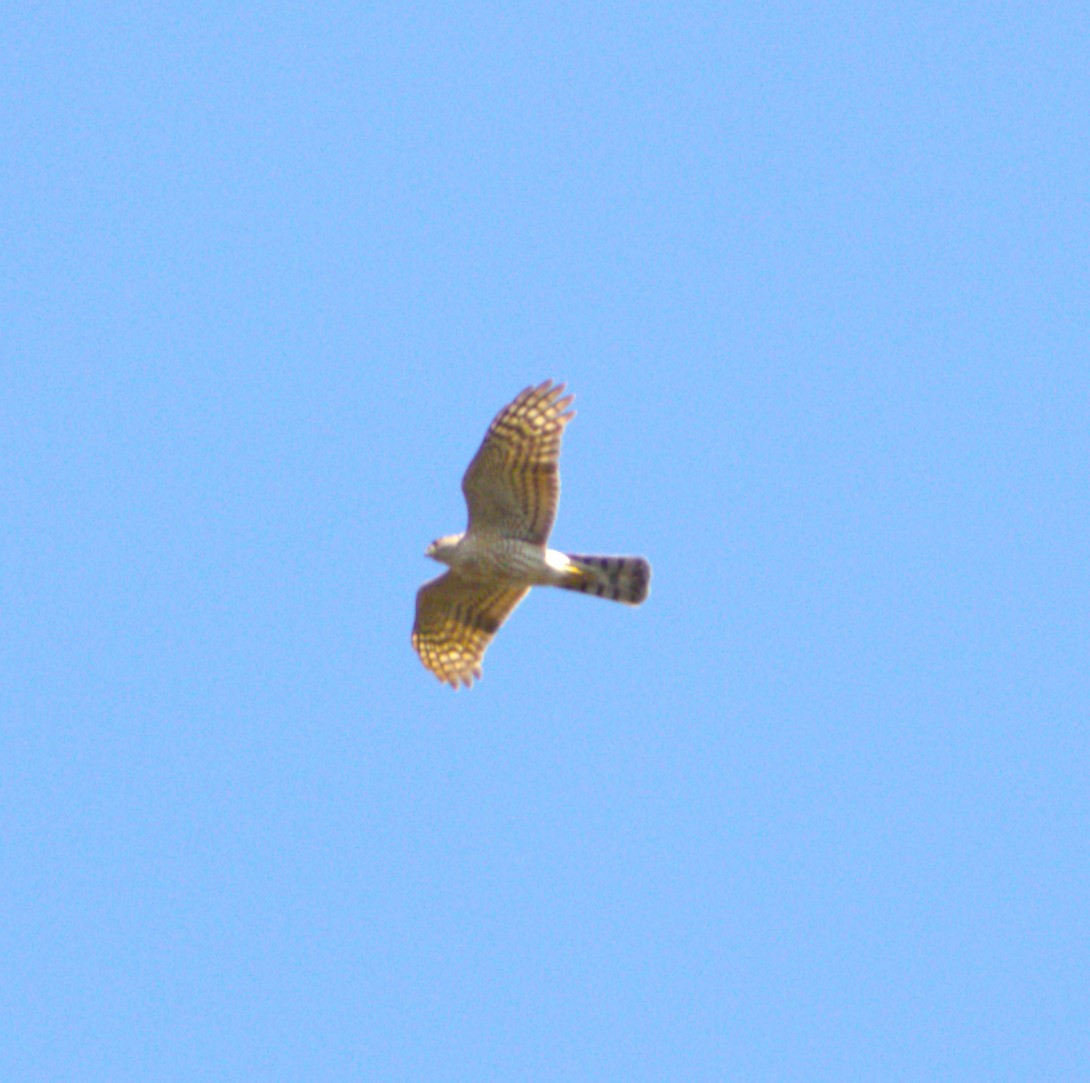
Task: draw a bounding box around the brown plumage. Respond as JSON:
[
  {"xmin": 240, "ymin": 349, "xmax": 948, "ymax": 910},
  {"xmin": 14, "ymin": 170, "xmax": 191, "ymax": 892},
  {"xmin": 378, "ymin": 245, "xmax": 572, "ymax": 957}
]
[{"xmin": 412, "ymin": 381, "xmax": 651, "ymax": 688}]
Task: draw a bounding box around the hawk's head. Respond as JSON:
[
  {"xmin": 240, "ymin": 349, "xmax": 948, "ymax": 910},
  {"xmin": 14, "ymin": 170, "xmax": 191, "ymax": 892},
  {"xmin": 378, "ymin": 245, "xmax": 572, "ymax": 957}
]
[{"xmin": 425, "ymin": 534, "xmax": 464, "ymax": 565}]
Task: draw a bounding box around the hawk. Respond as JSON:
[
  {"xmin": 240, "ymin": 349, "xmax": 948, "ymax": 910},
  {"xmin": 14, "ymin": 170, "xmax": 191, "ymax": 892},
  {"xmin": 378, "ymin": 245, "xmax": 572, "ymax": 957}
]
[{"xmin": 412, "ymin": 380, "xmax": 651, "ymax": 688}]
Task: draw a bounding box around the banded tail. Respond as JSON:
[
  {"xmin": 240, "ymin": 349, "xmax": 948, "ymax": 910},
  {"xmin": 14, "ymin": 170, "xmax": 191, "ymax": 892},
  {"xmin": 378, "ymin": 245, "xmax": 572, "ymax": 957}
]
[{"xmin": 560, "ymin": 554, "xmax": 651, "ymax": 606}]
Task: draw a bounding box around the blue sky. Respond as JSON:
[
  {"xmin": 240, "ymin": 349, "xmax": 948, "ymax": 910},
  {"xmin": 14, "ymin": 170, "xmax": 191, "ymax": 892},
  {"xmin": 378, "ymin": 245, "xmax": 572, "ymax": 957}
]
[{"xmin": 4, "ymin": 4, "xmax": 1088, "ymax": 1078}]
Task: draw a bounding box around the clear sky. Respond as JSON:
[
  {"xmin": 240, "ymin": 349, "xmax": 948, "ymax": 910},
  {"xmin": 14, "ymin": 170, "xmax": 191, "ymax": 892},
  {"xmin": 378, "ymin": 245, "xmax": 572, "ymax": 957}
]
[{"xmin": 4, "ymin": 4, "xmax": 1088, "ymax": 1079}]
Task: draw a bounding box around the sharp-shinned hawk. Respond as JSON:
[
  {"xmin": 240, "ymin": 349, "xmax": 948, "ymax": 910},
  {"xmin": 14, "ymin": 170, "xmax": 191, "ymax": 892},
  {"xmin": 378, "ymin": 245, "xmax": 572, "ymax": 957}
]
[{"xmin": 412, "ymin": 380, "xmax": 651, "ymax": 688}]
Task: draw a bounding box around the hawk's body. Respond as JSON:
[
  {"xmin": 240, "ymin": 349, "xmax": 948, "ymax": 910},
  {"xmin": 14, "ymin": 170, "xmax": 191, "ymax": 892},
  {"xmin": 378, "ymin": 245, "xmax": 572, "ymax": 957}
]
[{"xmin": 412, "ymin": 380, "xmax": 650, "ymax": 688}]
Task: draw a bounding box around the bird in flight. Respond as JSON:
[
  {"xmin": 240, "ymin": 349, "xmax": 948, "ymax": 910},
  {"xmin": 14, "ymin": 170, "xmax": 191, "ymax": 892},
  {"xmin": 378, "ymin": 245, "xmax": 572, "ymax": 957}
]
[{"xmin": 412, "ymin": 380, "xmax": 651, "ymax": 688}]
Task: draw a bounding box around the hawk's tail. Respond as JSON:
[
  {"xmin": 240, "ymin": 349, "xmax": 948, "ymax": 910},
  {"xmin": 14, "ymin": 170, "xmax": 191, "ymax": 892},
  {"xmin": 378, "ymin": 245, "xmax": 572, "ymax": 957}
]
[{"xmin": 559, "ymin": 554, "xmax": 651, "ymax": 606}]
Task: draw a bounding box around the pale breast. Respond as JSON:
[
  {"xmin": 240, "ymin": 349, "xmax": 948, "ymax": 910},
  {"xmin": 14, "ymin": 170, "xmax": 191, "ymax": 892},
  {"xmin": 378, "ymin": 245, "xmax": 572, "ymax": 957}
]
[{"xmin": 452, "ymin": 535, "xmax": 549, "ymax": 584}]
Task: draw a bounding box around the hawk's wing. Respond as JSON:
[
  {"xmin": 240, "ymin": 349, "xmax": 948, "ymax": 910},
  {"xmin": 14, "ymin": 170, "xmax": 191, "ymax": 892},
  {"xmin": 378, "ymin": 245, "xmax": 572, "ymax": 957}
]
[
  {"xmin": 461, "ymin": 380, "xmax": 575, "ymax": 545},
  {"xmin": 412, "ymin": 572, "xmax": 530, "ymax": 689}
]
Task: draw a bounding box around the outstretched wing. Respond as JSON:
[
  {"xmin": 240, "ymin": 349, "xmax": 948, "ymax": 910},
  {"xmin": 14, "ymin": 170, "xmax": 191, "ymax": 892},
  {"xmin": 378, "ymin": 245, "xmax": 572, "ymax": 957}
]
[
  {"xmin": 412, "ymin": 572, "xmax": 530, "ymax": 689},
  {"xmin": 461, "ymin": 380, "xmax": 575, "ymax": 545}
]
